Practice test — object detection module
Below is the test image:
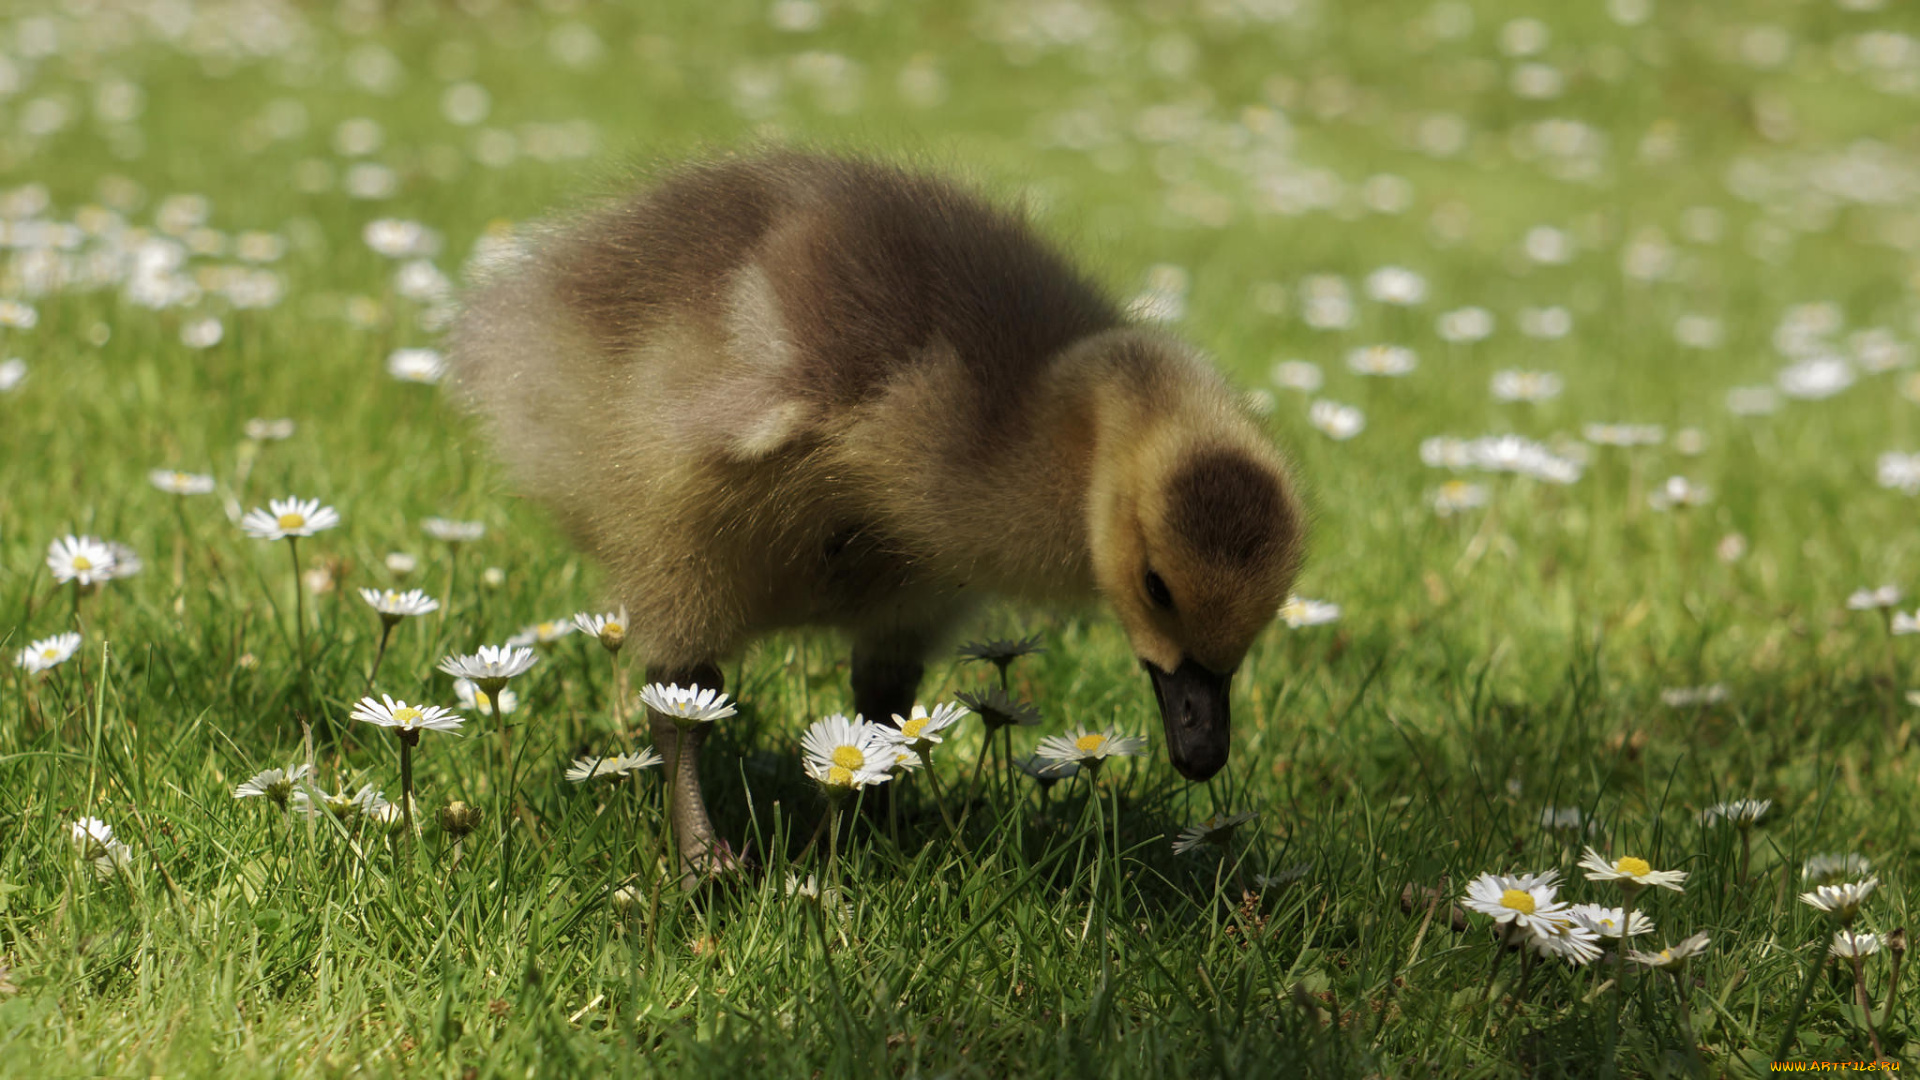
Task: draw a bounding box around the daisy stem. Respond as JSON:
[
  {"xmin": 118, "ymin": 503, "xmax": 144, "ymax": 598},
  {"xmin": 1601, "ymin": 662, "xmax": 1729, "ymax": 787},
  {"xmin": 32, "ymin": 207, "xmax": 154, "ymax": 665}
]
[
  {"xmin": 286, "ymin": 537, "xmax": 307, "ymax": 673},
  {"xmin": 1852, "ymin": 956, "xmax": 1885, "ymax": 1062},
  {"xmin": 1881, "ymin": 942, "xmax": 1904, "ymax": 1032},
  {"xmin": 1772, "ymin": 942, "xmax": 1831, "ymax": 1062},
  {"xmin": 486, "ymin": 691, "xmax": 510, "ymax": 896},
  {"xmin": 1738, "ymin": 826, "xmax": 1753, "ymax": 887},
  {"xmin": 399, "ymin": 737, "xmax": 416, "ymax": 859},
  {"xmin": 365, "ymin": 621, "xmax": 395, "ymax": 697},
  {"xmin": 1669, "ymin": 972, "xmax": 1702, "ymax": 1069},
  {"xmin": 170, "ymin": 495, "xmax": 191, "ymax": 596},
  {"xmin": 964, "ymin": 725, "xmax": 994, "ymax": 813}
]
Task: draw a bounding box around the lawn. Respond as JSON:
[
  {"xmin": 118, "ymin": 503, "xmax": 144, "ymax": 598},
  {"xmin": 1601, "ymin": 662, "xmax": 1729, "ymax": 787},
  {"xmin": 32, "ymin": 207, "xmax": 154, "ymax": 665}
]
[{"xmin": 3, "ymin": 0, "xmax": 1920, "ymax": 1075}]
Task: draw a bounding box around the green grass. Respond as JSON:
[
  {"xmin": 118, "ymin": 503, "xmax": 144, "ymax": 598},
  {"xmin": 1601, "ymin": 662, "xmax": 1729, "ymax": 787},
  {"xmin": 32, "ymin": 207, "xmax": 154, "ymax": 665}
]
[{"xmin": 4, "ymin": 0, "xmax": 1920, "ymax": 1075}]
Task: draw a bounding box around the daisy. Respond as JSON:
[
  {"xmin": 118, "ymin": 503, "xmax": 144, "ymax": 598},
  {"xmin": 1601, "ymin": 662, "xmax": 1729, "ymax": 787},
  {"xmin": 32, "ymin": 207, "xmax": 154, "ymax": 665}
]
[
  {"xmin": 1462, "ymin": 870, "xmax": 1567, "ymax": 933},
  {"xmin": 1892, "ymin": 611, "xmax": 1920, "ymax": 635},
  {"xmin": 507, "ymin": 618, "xmax": 576, "ymax": 647},
  {"xmin": 1254, "ymin": 864, "xmax": 1311, "ymax": 889},
  {"xmin": 387, "ymin": 347, "xmax": 446, "ymax": 384},
  {"xmin": 46, "ymin": 535, "xmax": 118, "ymax": 586},
  {"xmin": 0, "ymin": 358, "xmax": 23, "ymax": 392},
  {"xmin": 1279, "ymin": 596, "xmax": 1340, "ymax": 628},
  {"xmin": 637, "ymin": 682, "xmax": 736, "ymax": 728},
  {"xmin": 385, "ymin": 552, "xmax": 419, "ymax": 576},
  {"xmin": 240, "ymin": 497, "xmax": 340, "ymax": 540},
  {"xmin": 1849, "ymin": 585, "xmax": 1903, "ymax": 610},
  {"xmin": 1583, "ymin": 423, "xmax": 1665, "ymax": 447},
  {"xmin": 1660, "ymin": 684, "xmax": 1728, "ymax": 707},
  {"xmin": 1801, "ymin": 877, "xmax": 1879, "ymax": 925},
  {"xmin": 1629, "ymin": 932, "xmax": 1712, "ymax": 971},
  {"xmin": 1033, "ymin": 726, "xmax": 1146, "ymax": 775},
  {"xmin": 1364, "ymin": 266, "xmax": 1427, "ymax": 305},
  {"xmin": 573, "ymin": 607, "xmax": 630, "ymax": 652},
  {"xmin": 1579, "ymin": 848, "xmax": 1688, "ymax": 893},
  {"xmin": 71, "ymin": 817, "xmax": 116, "ymax": 860},
  {"xmin": 1528, "ymin": 916, "xmax": 1604, "ymax": 965},
  {"xmin": 1269, "ymin": 360, "xmax": 1323, "ymax": 393},
  {"xmin": 1540, "ymin": 805, "xmax": 1594, "ymax": 832},
  {"xmin": 1436, "ymin": 306, "xmax": 1494, "ymax": 343},
  {"xmin": 149, "ymin": 469, "xmax": 215, "ymax": 495},
  {"xmin": 1431, "ymin": 480, "xmax": 1489, "ymax": 517},
  {"xmin": 1347, "ymin": 344, "xmax": 1417, "ymax": 377},
  {"xmin": 360, "ymin": 587, "xmax": 439, "ymax": 623},
  {"xmin": 1803, "ymin": 853, "xmax": 1873, "ymax": 884},
  {"xmin": 1832, "ymin": 930, "xmax": 1882, "ymax": 959},
  {"xmin": 957, "ymin": 634, "xmax": 1046, "ymax": 685},
  {"xmin": 956, "ymin": 686, "xmax": 1040, "ymax": 731},
  {"xmin": 233, "ymin": 763, "xmax": 311, "ymax": 808},
  {"xmin": 292, "ymin": 783, "xmax": 389, "ymax": 823},
  {"xmin": 351, "ymin": 695, "xmax": 465, "ymax": 741},
  {"xmin": 16, "ymin": 632, "xmax": 81, "ymax": 674},
  {"xmin": 879, "ymin": 701, "xmax": 966, "ymax": 759},
  {"xmin": 1567, "ymin": 903, "xmax": 1655, "ymax": 939},
  {"xmin": 800, "ymin": 713, "xmax": 897, "ymax": 792},
  {"xmin": 1308, "ymin": 400, "xmax": 1364, "ymax": 440},
  {"xmin": 438, "ymin": 645, "xmax": 538, "ymax": 694},
  {"xmin": 1015, "ymin": 753, "xmax": 1077, "ymax": 788},
  {"xmin": 565, "ymin": 749, "xmax": 663, "ymax": 782},
  {"xmin": 453, "ymin": 678, "xmax": 518, "ymax": 716},
  {"xmin": 91, "ymin": 840, "xmax": 133, "ymax": 881},
  {"xmin": 1490, "ymin": 370, "xmax": 1564, "ymax": 403},
  {"xmin": 244, "ymin": 418, "xmax": 295, "ymax": 441},
  {"xmin": 1647, "ymin": 476, "xmax": 1710, "ymax": 511},
  {"xmin": 1171, "ymin": 810, "xmax": 1258, "ymax": 854},
  {"xmin": 1697, "ymin": 799, "xmax": 1771, "ymax": 826},
  {"xmin": 422, "ymin": 517, "xmax": 485, "ymax": 542}
]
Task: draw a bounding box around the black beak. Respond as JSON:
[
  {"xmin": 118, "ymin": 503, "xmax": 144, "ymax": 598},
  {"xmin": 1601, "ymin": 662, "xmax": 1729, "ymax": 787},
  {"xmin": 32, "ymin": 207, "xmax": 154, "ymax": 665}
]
[{"xmin": 1144, "ymin": 658, "xmax": 1233, "ymax": 781}]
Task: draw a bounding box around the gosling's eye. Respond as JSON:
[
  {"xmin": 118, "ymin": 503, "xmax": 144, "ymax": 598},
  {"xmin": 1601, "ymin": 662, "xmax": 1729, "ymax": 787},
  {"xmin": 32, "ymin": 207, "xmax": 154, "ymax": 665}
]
[{"xmin": 1143, "ymin": 569, "xmax": 1174, "ymax": 610}]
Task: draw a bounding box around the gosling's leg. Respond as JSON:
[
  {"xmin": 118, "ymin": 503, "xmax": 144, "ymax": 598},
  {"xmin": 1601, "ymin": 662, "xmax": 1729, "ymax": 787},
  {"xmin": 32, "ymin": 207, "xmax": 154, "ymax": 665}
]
[{"xmin": 647, "ymin": 660, "xmax": 729, "ymax": 888}]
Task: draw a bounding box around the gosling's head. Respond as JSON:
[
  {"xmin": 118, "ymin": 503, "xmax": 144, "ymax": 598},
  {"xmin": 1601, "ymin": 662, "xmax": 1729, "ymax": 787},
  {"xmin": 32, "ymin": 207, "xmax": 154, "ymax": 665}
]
[{"xmin": 1080, "ymin": 330, "xmax": 1306, "ymax": 782}]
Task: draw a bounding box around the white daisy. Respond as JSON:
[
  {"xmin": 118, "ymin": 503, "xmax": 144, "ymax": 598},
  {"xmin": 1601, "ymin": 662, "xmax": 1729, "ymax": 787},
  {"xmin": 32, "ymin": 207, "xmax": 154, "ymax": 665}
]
[
  {"xmin": 1528, "ymin": 916, "xmax": 1604, "ymax": 965},
  {"xmin": 1279, "ymin": 596, "xmax": 1341, "ymax": 628},
  {"xmin": 1033, "ymin": 726, "xmax": 1146, "ymax": 773},
  {"xmin": 1431, "ymin": 480, "xmax": 1489, "ymax": 517},
  {"xmin": 71, "ymin": 817, "xmax": 116, "ymax": 860},
  {"xmin": 292, "ymin": 783, "xmax": 389, "ymax": 822},
  {"xmin": 1364, "ymin": 266, "xmax": 1427, "ymax": 305},
  {"xmin": 566, "ymin": 749, "xmax": 663, "ymax": 782},
  {"xmin": 233, "ymin": 763, "xmax": 312, "ymax": 807},
  {"xmin": 1269, "ymin": 360, "xmax": 1323, "ymax": 393},
  {"xmin": 1567, "ymin": 903, "xmax": 1655, "ymax": 939},
  {"xmin": 1832, "ymin": 930, "xmax": 1882, "ymax": 959},
  {"xmin": 1489, "ymin": 369, "xmax": 1563, "ymax": 403},
  {"xmin": 387, "ymin": 347, "xmax": 445, "ymax": 384},
  {"xmin": 1308, "ymin": 400, "xmax": 1365, "ymax": 440},
  {"xmin": 637, "ymin": 682, "xmax": 736, "ymax": 727},
  {"xmin": 422, "ymin": 517, "xmax": 485, "ymax": 542},
  {"xmin": 1697, "ymin": 799, "xmax": 1772, "ymax": 827},
  {"xmin": 149, "ymin": 469, "xmax": 216, "ymax": 495},
  {"xmin": 878, "ymin": 702, "xmax": 965, "ymax": 759},
  {"xmin": 1016, "ymin": 754, "xmax": 1078, "ymax": 786},
  {"xmin": 506, "ymin": 618, "xmax": 576, "ymax": 646},
  {"xmin": 572, "ymin": 607, "xmax": 630, "ymax": 652},
  {"xmin": 1660, "ymin": 684, "xmax": 1728, "ymax": 708},
  {"xmin": 1583, "ymin": 423, "xmax": 1665, "ymax": 447},
  {"xmin": 240, "ymin": 497, "xmax": 340, "ymax": 540},
  {"xmin": 453, "ymin": 678, "xmax": 518, "ymax": 716},
  {"xmin": 1803, "ymin": 853, "xmax": 1873, "ymax": 884},
  {"xmin": 16, "ymin": 632, "xmax": 81, "ymax": 674},
  {"xmin": 437, "ymin": 645, "xmax": 538, "ymax": 691},
  {"xmin": 46, "ymin": 535, "xmax": 118, "ymax": 586},
  {"xmin": 359, "ymin": 587, "xmax": 440, "ymax": 623},
  {"xmin": 1647, "ymin": 476, "xmax": 1711, "ymax": 511},
  {"xmin": 1172, "ymin": 811, "xmax": 1259, "ymax": 854},
  {"xmin": 1848, "ymin": 585, "xmax": 1903, "ymax": 611},
  {"xmin": 0, "ymin": 358, "xmax": 24, "ymax": 392},
  {"xmin": 1579, "ymin": 847, "xmax": 1688, "ymax": 893},
  {"xmin": 800, "ymin": 713, "xmax": 897, "ymax": 791},
  {"xmin": 350, "ymin": 694, "xmax": 465, "ymax": 739},
  {"xmin": 92, "ymin": 841, "xmax": 133, "ymax": 880},
  {"xmin": 1347, "ymin": 344, "xmax": 1418, "ymax": 377},
  {"xmin": 1801, "ymin": 877, "xmax": 1879, "ymax": 925},
  {"xmin": 1436, "ymin": 306, "xmax": 1494, "ymax": 343},
  {"xmin": 244, "ymin": 418, "xmax": 295, "ymax": 441},
  {"xmin": 1462, "ymin": 870, "xmax": 1567, "ymax": 933},
  {"xmin": 1629, "ymin": 931, "xmax": 1712, "ymax": 971}
]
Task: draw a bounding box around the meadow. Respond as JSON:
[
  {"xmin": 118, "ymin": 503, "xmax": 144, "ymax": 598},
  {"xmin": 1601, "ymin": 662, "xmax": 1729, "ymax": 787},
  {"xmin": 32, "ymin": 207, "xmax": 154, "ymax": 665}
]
[{"xmin": 3, "ymin": 0, "xmax": 1920, "ymax": 1075}]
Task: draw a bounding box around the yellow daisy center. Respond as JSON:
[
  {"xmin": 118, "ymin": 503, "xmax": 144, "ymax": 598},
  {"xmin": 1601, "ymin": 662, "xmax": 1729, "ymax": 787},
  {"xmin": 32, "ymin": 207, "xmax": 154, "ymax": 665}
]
[
  {"xmin": 1614, "ymin": 856, "xmax": 1652, "ymax": 877},
  {"xmin": 474, "ymin": 691, "xmax": 492, "ymax": 709},
  {"xmin": 832, "ymin": 745, "xmax": 866, "ymax": 771},
  {"xmin": 277, "ymin": 513, "xmax": 305, "ymax": 530},
  {"xmin": 173, "ymin": 473, "xmax": 189, "ymax": 485},
  {"xmin": 901, "ymin": 717, "xmax": 928, "ymax": 738},
  {"xmin": 41, "ymin": 647, "xmax": 59, "ymax": 659},
  {"xmin": 827, "ymin": 765, "xmax": 853, "ymax": 787},
  {"xmin": 1074, "ymin": 733, "xmax": 1107, "ymax": 754},
  {"xmin": 71, "ymin": 555, "xmax": 93, "ymax": 570},
  {"xmin": 604, "ymin": 622, "xmax": 622, "ymax": 635},
  {"xmin": 1657, "ymin": 949, "xmax": 1673, "ymax": 962},
  {"xmin": 1500, "ymin": 889, "xmax": 1536, "ymax": 914},
  {"xmin": 391, "ymin": 707, "xmax": 421, "ymax": 728}
]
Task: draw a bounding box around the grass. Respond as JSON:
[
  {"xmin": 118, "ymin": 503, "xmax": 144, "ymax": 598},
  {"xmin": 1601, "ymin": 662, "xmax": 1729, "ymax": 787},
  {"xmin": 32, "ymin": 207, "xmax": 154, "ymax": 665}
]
[{"xmin": 3, "ymin": 0, "xmax": 1920, "ymax": 1075}]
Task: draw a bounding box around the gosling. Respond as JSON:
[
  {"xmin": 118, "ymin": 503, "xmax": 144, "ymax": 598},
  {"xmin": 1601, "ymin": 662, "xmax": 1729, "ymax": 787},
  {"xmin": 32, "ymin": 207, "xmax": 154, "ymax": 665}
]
[{"xmin": 449, "ymin": 151, "xmax": 1305, "ymax": 876}]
